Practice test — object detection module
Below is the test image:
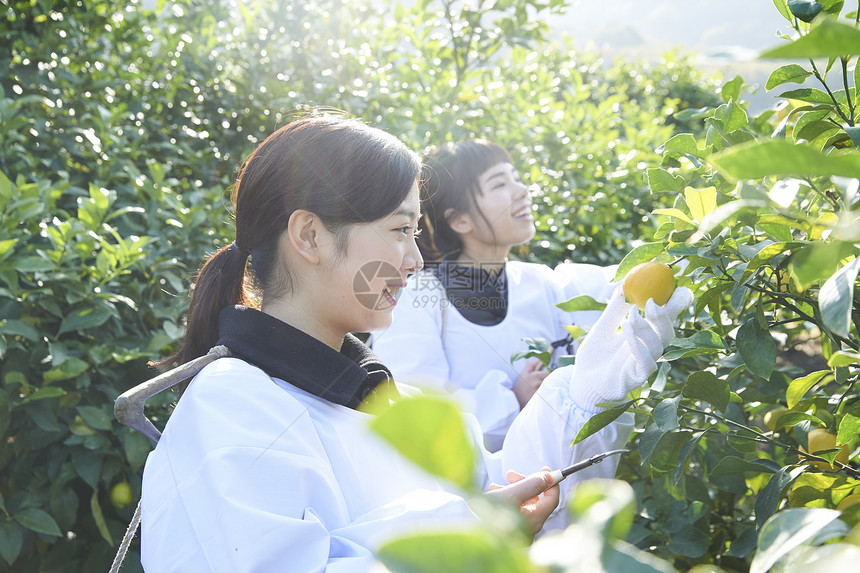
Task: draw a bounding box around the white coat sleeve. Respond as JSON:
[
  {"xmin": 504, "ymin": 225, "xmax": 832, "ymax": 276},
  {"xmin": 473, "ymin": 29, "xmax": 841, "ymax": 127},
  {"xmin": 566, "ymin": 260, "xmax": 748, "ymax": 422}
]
[
  {"xmin": 372, "ymin": 281, "xmax": 519, "ymax": 451},
  {"xmin": 492, "ymin": 368, "xmax": 635, "ymax": 532},
  {"xmin": 491, "ymin": 286, "xmax": 692, "ymax": 533},
  {"xmin": 141, "ymin": 362, "xmax": 476, "ymax": 572}
]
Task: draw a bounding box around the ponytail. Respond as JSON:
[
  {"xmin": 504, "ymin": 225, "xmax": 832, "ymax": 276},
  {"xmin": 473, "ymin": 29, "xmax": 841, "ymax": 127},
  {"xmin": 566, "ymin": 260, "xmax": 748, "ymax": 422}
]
[{"xmin": 154, "ymin": 243, "xmax": 250, "ymax": 368}]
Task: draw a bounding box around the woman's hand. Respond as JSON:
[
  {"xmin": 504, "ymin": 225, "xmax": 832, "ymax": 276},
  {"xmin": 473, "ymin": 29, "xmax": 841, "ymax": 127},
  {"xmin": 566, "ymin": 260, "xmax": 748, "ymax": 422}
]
[
  {"xmin": 486, "ymin": 467, "xmax": 559, "ymax": 539},
  {"xmin": 568, "ymin": 284, "xmax": 692, "ymax": 409},
  {"xmin": 513, "ymin": 358, "xmax": 549, "ymax": 408}
]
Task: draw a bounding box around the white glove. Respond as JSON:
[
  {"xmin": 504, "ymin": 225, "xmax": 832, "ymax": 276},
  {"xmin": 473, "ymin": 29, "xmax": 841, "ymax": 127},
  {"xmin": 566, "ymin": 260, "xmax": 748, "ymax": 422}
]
[{"xmin": 569, "ymin": 284, "xmax": 693, "ymax": 410}]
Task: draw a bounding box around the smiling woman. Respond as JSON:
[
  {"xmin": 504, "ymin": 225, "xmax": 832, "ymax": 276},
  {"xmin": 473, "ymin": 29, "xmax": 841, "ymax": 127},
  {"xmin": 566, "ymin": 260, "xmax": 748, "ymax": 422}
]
[
  {"xmin": 373, "ymin": 140, "xmax": 618, "ymax": 452},
  {"xmin": 140, "ymin": 114, "xmax": 573, "ymax": 572}
]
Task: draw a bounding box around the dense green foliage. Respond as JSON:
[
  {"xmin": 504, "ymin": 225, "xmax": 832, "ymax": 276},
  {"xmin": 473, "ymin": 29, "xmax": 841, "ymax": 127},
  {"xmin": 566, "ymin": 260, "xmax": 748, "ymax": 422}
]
[{"xmin": 5, "ymin": 0, "xmax": 857, "ymax": 572}]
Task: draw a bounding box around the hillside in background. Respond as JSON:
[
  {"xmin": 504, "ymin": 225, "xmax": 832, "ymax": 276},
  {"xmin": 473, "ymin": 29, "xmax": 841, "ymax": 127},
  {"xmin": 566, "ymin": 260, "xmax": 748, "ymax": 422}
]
[{"xmin": 550, "ymin": 0, "xmax": 792, "ymax": 111}]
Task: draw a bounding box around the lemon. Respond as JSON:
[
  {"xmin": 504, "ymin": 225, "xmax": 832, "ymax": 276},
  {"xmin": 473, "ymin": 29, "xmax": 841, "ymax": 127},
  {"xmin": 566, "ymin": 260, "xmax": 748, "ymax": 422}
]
[
  {"xmin": 110, "ymin": 481, "xmax": 134, "ymax": 508},
  {"xmin": 763, "ymin": 406, "xmax": 788, "ymax": 431},
  {"xmin": 799, "ymin": 429, "xmax": 849, "ymax": 470},
  {"xmin": 622, "ymin": 262, "xmax": 676, "ymax": 308},
  {"xmin": 837, "ymin": 493, "xmax": 860, "ymax": 510}
]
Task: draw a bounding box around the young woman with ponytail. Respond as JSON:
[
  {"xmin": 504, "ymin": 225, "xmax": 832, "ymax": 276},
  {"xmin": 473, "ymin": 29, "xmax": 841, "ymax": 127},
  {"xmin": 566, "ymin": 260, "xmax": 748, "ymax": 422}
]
[{"xmin": 140, "ymin": 119, "xmax": 690, "ymax": 571}]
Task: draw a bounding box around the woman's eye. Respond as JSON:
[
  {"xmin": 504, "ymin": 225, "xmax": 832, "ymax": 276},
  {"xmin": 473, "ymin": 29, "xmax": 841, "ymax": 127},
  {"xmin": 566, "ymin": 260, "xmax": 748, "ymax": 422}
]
[{"xmin": 395, "ymin": 226, "xmax": 422, "ymax": 237}]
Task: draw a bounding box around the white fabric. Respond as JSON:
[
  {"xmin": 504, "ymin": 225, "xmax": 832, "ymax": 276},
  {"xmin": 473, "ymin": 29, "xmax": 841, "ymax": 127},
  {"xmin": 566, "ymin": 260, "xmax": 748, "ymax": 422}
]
[
  {"xmin": 570, "ymin": 285, "xmax": 694, "ymax": 410},
  {"xmin": 552, "ymin": 262, "xmax": 618, "ymax": 332},
  {"xmin": 141, "ymin": 351, "xmax": 635, "ymax": 571},
  {"xmin": 372, "ymin": 261, "xmax": 610, "ymax": 451}
]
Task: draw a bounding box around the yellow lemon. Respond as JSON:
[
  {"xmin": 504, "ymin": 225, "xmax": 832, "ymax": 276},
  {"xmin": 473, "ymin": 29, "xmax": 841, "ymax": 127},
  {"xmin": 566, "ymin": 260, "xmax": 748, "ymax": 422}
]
[
  {"xmin": 763, "ymin": 406, "xmax": 789, "ymax": 431},
  {"xmin": 799, "ymin": 429, "xmax": 849, "ymax": 470},
  {"xmin": 622, "ymin": 262, "xmax": 676, "ymax": 308},
  {"xmin": 837, "ymin": 493, "xmax": 860, "ymax": 510}
]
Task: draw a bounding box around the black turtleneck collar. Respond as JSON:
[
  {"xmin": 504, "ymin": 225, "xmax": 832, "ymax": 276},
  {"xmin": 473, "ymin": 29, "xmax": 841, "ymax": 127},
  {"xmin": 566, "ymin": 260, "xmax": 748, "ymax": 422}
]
[
  {"xmin": 216, "ymin": 306, "xmax": 395, "ymax": 409},
  {"xmin": 433, "ymin": 258, "xmax": 509, "ymax": 326}
]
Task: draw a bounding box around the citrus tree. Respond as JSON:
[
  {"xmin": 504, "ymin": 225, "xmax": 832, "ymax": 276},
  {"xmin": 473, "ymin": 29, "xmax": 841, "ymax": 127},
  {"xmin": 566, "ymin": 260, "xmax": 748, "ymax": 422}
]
[
  {"xmin": 565, "ymin": 2, "xmax": 860, "ymax": 569},
  {"xmin": 0, "ymin": 0, "xmax": 721, "ymax": 570}
]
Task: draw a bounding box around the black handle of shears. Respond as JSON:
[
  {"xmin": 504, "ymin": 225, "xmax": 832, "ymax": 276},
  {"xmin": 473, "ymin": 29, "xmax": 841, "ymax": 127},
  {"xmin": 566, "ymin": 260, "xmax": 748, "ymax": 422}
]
[{"xmin": 545, "ymin": 449, "xmax": 630, "ymax": 487}]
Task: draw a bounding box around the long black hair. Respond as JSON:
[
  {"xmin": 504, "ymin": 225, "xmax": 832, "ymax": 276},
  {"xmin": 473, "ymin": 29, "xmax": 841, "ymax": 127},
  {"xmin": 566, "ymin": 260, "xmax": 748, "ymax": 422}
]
[{"xmin": 161, "ymin": 113, "xmax": 421, "ymax": 366}]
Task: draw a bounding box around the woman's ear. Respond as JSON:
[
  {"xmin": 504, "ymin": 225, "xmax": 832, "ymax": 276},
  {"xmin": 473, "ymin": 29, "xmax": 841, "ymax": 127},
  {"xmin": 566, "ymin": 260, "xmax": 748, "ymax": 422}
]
[
  {"xmin": 445, "ymin": 207, "xmax": 473, "ymax": 235},
  {"xmin": 286, "ymin": 209, "xmax": 321, "ymax": 264}
]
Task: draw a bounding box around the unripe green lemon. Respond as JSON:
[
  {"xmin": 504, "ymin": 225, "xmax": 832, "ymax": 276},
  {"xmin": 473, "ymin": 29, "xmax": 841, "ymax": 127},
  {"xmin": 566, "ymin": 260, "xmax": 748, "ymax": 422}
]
[
  {"xmin": 622, "ymin": 262, "xmax": 676, "ymax": 308},
  {"xmin": 110, "ymin": 482, "xmax": 133, "ymax": 508}
]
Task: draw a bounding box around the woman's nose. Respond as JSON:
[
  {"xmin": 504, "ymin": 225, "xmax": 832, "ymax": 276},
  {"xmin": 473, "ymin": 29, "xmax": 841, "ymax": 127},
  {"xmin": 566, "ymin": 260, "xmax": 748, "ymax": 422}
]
[{"xmin": 404, "ymin": 243, "xmax": 423, "ymax": 274}]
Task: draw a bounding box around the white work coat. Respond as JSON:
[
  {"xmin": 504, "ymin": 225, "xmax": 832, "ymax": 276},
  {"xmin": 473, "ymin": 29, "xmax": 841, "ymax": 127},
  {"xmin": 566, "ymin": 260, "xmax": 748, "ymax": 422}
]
[
  {"xmin": 371, "ymin": 261, "xmax": 616, "ymax": 451},
  {"xmin": 141, "ymin": 354, "xmax": 632, "ymax": 572}
]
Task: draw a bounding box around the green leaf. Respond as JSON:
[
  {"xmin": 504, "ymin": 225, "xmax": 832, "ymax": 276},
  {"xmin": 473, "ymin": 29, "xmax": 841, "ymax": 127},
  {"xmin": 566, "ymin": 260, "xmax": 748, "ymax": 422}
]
[
  {"xmin": 77, "ymin": 405, "xmax": 113, "ymax": 431},
  {"xmin": 709, "ymin": 140, "xmax": 860, "ymax": 180},
  {"xmin": 13, "ymin": 507, "xmax": 62, "ymax": 537},
  {"xmin": 572, "ymin": 402, "xmax": 634, "ymax": 445},
  {"xmin": 662, "ymin": 133, "xmax": 704, "ymax": 158},
  {"xmin": 774, "ymin": 0, "xmax": 794, "ymax": 20},
  {"xmin": 785, "ymin": 370, "xmax": 833, "ymax": 408},
  {"xmin": 603, "ymin": 540, "xmax": 678, "ymax": 573},
  {"xmin": 652, "ymin": 208, "xmax": 695, "ymax": 225},
  {"xmin": 20, "ymin": 387, "xmax": 66, "ymax": 404},
  {"xmin": 667, "ymin": 527, "xmax": 711, "ymax": 559},
  {"xmin": 649, "ymin": 431, "xmax": 693, "ymax": 473},
  {"xmin": 755, "ymin": 466, "xmax": 806, "ymax": 528},
  {"xmin": 0, "ymin": 319, "xmax": 40, "ymax": 342},
  {"xmin": 556, "ymin": 294, "xmax": 606, "ymax": 313},
  {"xmin": 646, "ymin": 168, "xmax": 685, "ymax": 193},
  {"xmin": 0, "ymin": 520, "xmax": 23, "ymax": 566},
  {"xmin": 736, "ymin": 319, "xmax": 777, "ymax": 380},
  {"xmin": 378, "ymin": 528, "xmax": 532, "ymax": 573},
  {"xmin": 122, "ymin": 429, "xmax": 154, "ymax": 471},
  {"xmin": 0, "ymin": 170, "xmax": 11, "ymax": 199},
  {"xmin": 684, "ymin": 186, "xmax": 717, "ymax": 223},
  {"xmin": 837, "ymin": 413, "xmax": 860, "ymax": 445},
  {"xmin": 682, "ymin": 371, "xmax": 730, "ymax": 413},
  {"xmin": 787, "ymin": 0, "xmax": 824, "ymax": 22},
  {"xmin": 613, "ymin": 243, "xmax": 666, "ymax": 282},
  {"xmin": 739, "ymin": 241, "xmax": 802, "ymax": 284},
  {"xmin": 0, "ymin": 238, "xmax": 18, "ymax": 261},
  {"xmin": 711, "ymin": 456, "xmax": 778, "ymax": 476},
  {"xmin": 828, "ymin": 350, "xmax": 860, "ymax": 367},
  {"xmin": 766, "ymin": 64, "xmax": 813, "ymax": 90},
  {"xmin": 653, "ymin": 396, "xmax": 680, "ymax": 431},
  {"xmin": 819, "ymin": 257, "xmax": 860, "ymax": 337},
  {"xmin": 790, "ymin": 242, "xmax": 849, "ymax": 290},
  {"xmin": 57, "ymin": 306, "xmax": 112, "ymax": 335},
  {"xmin": 715, "ymin": 101, "xmax": 749, "ymax": 133},
  {"xmin": 780, "ymin": 88, "xmax": 834, "ymax": 104},
  {"xmin": 370, "ymin": 396, "xmax": 476, "ymax": 490},
  {"xmin": 776, "ymin": 411, "xmax": 825, "ymax": 429},
  {"xmin": 762, "ymin": 18, "xmax": 860, "ymax": 58},
  {"xmin": 669, "ymin": 330, "xmax": 727, "ymax": 351},
  {"xmin": 90, "ymin": 490, "xmax": 113, "ymax": 546},
  {"xmin": 751, "ymin": 508, "xmax": 842, "ymax": 573},
  {"xmin": 71, "ymin": 449, "xmax": 102, "ymax": 489},
  {"xmin": 720, "ymin": 76, "xmax": 745, "ymax": 103},
  {"xmin": 42, "ymin": 357, "xmax": 89, "ymax": 384},
  {"xmin": 845, "ymin": 126, "xmax": 860, "ymax": 147}
]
